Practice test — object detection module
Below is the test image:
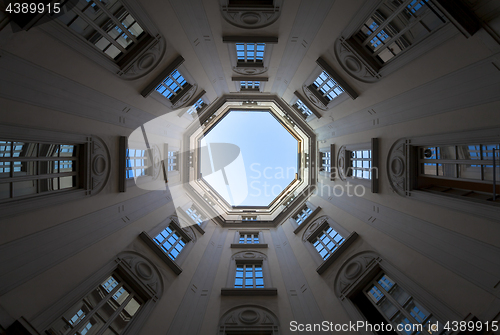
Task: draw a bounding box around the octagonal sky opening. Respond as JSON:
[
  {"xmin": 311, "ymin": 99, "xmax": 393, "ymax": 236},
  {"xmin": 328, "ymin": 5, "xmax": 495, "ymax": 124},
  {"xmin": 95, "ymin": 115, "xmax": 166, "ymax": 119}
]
[{"xmin": 200, "ymin": 110, "xmax": 298, "ymax": 207}]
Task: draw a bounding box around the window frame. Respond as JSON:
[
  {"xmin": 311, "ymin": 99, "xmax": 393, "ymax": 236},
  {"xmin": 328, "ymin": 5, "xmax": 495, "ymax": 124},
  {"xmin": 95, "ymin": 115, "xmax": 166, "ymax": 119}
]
[
  {"xmin": 223, "ymin": 36, "xmax": 277, "ymax": 76},
  {"xmin": 302, "ymin": 215, "xmax": 358, "ymax": 274},
  {"xmin": 222, "ymin": 250, "xmax": 276, "ymax": 296},
  {"xmin": 38, "ymin": 0, "xmax": 166, "ymax": 79},
  {"xmin": 319, "ymin": 144, "xmax": 336, "ymax": 180},
  {"xmin": 231, "ymin": 230, "xmax": 267, "ymax": 248}
]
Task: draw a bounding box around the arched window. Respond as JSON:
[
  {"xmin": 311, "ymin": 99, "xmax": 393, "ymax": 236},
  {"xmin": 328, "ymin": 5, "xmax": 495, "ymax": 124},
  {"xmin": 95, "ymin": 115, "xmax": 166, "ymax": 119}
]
[{"xmin": 0, "ymin": 124, "xmax": 110, "ymax": 217}]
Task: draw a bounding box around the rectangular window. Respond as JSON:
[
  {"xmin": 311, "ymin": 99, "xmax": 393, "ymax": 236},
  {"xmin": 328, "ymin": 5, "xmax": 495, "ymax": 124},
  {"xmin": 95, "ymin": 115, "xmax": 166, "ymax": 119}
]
[
  {"xmin": 349, "ymin": 149, "xmax": 372, "ymax": 179},
  {"xmin": 240, "ymin": 81, "xmax": 260, "ymax": 91},
  {"xmin": 126, "ymin": 148, "xmax": 147, "ymax": 178},
  {"xmin": 167, "ymin": 151, "xmax": 178, "ymax": 171},
  {"xmin": 417, "ymin": 144, "xmax": 500, "ymax": 201},
  {"xmin": 153, "ymin": 225, "xmax": 186, "ymax": 260},
  {"xmin": 364, "ymin": 272, "xmax": 443, "ymax": 335},
  {"xmin": 294, "ymin": 205, "xmax": 313, "ymax": 225},
  {"xmin": 47, "ymin": 273, "xmax": 143, "ymax": 335},
  {"xmin": 155, "ymin": 69, "xmax": 187, "ymax": 100},
  {"xmin": 55, "ymin": 0, "xmax": 147, "ymax": 62},
  {"xmin": 186, "ymin": 205, "xmax": 206, "ymax": 225},
  {"xmin": 234, "ymin": 263, "xmax": 264, "ymax": 288},
  {"xmin": 239, "ymin": 233, "xmax": 259, "ymax": 244},
  {"xmin": 313, "ymin": 226, "xmax": 345, "ymax": 260},
  {"xmin": 0, "ymin": 141, "xmax": 79, "ymax": 201},
  {"xmin": 186, "ymin": 98, "xmax": 206, "ymax": 116},
  {"xmin": 312, "ymin": 71, "xmax": 344, "ymax": 102},
  {"xmin": 294, "ymin": 99, "xmax": 313, "ymax": 118},
  {"xmin": 354, "ymin": 0, "xmax": 446, "ymax": 65},
  {"xmin": 321, "ymin": 151, "xmax": 331, "ymax": 173},
  {"xmin": 236, "ymin": 43, "xmax": 265, "ymax": 63}
]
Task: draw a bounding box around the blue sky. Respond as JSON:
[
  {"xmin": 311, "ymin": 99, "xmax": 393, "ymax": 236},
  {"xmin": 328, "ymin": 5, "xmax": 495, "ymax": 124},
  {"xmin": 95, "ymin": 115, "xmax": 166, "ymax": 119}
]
[{"xmin": 200, "ymin": 111, "xmax": 297, "ymax": 206}]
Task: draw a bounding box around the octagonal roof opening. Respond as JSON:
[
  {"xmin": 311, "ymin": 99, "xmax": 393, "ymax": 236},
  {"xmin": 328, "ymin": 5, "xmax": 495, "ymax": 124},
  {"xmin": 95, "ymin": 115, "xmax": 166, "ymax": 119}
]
[{"xmin": 200, "ymin": 110, "xmax": 298, "ymax": 207}]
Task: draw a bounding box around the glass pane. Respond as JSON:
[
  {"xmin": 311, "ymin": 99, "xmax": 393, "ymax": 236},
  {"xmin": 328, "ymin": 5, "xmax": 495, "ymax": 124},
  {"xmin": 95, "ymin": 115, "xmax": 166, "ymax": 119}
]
[
  {"xmin": 13, "ymin": 142, "xmax": 37, "ymax": 157},
  {"xmin": 437, "ymin": 164, "xmax": 456, "ymax": 178},
  {"xmin": 39, "ymin": 144, "xmax": 59, "ymax": 157},
  {"xmin": 405, "ymin": 299, "xmax": 430, "ymax": 324},
  {"xmin": 0, "ymin": 141, "xmax": 11, "ymax": 157},
  {"xmin": 0, "ymin": 183, "xmax": 10, "ymax": 199},
  {"xmin": 39, "ymin": 178, "xmax": 58, "ymax": 192},
  {"xmin": 12, "ymin": 161, "xmax": 37, "ymax": 177},
  {"xmin": 105, "ymin": 44, "xmax": 122, "ymax": 59},
  {"xmin": 392, "ymin": 312, "xmax": 414, "ymax": 335},
  {"xmin": 12, "ymin": 180, "xmax": 37, "ymax": 197},
  {"xmin": 458, "ymin": 164, "xmax": 482, "ymax": 180},
  {"xmin": 60, "ymin": 176, "xmax": 76, "ymax": 189},
  {"xmin": 379, "ymin": 296, "xmax": 398, "ymax": 319},
  {"xmin": 389, "ymin": 284, "xmax": 410, "ymax": 306}
]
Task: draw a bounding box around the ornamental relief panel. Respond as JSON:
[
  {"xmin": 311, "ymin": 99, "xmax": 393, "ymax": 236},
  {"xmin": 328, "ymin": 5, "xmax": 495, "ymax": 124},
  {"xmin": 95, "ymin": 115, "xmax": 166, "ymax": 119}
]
[
  {"xmin": 334, "ymin": 39, "xmax": 381, "ymax": 83},
  {"xmin": 220, "ymin": 1, "xmax": 282, "ymax": 30},
  {"xmin": 387, "ymin": 139, "xmax": 408, "ymax": 196},
  {"xmin": 334, "ymin": 251, "xmax": 379, "ymax": 299},
  {"xmin": 232, "ymin": 250, "xmax": 267, "ymax": 261},
  {"xmin": 337, "ymin": 145, "xmax": 347, "ymax": 181},
  {"xmin": 218, "ymin": 305, "xmax": 280, "ymax": 335},
  {"xmin": 89, "ymin": 136, "xmax": 111, "ymax": 195},
  {"xmin": 173, "ymin": 84, "xmax": 198, "ymax": 109},
  {"xmin": 120, "ymin": 37, "xmax": 167, "ymax": 80},
  {"xmin": 232, "ymin": 66, "xmax": 268, "ymax": 75},
  {"xmin": 303, "ymin": 85, "xmax": 328, "ymax": 111},
  {"xmin": 302, "ymin": 216, "xmax": 328, "ymax": 241},
  {"xmin": 118, "ymin": 251, "xmax": 164, "ymax": 299}
]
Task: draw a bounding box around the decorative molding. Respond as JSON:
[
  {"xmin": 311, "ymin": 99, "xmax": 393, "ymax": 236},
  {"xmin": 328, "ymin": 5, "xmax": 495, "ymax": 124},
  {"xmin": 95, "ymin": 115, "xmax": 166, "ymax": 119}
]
[
  {"xmin": 223, "ymin": 36, "xmax": 279, "ymax": 44},
  {"xmin": 119, "ymin": 37, "xmax": 167, "ymax": 80},
  {"xmin": 334, "ymin": 38, "xmax": 380, "ymax": 83},
  {"xmin": 387, "ymin": 138, "xmax": 407, "ymax": 197},
  {"xmin": 88, "ymin": 136, "xmax": 111, "ymax": 195},
  {"xmin": 233, "ymin": 66, "xmax": 268, "ymax": 75},
  {"xmin": 231, "ymin": 243, "xmax": 268, "ymax": 248},
  {"xmin": 219, "ymin": 2, "xmax": 282, "ymax": 29},
  {"xmin": 232, "ymin": 250, "xmax": 267, "ymax": 262},
  {"xmin": 303, "ymin": 85, "xmax": 327, "ymax": 111},
  {"xmin": 218, "ymin": 305, "xmax": 280, "ymax": 335},
  {"xmin": 172, "ymin": 84, "xmax": 198, "ymax": 109},
  {"xmin": 337, "ymin": 145, "xmax": 347, "ymax": 181},
  {"xmin": 302, "ymin": 216, "xmax": 328, "ymax": 242},
  {"xmin": 334, "ymin": 251, "xmax": 380, "ymax": 298}
]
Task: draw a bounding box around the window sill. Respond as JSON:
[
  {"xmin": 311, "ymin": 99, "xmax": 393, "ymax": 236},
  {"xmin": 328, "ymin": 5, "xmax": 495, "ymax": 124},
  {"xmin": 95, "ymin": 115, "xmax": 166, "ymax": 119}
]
[
  {"xmin": 193, "ymin": 223, "xmax": 205, "ymax": 235},
  {"xmin": 140, "ymin": 232, "xmax": 182, "ymax": 275},
  {"xmin": 221, "ymin": 288, "xmax": 277, "ymax": 296},
  {"xmin": 293, "ymin": 206, "xmax": 322, "ymax": 234},
  {"xmin": 316, "ymin": 232, "xmax": 358, "ymax": 275},
  {"xmin": 231, "ymin": 243, "xmax": 268, "ymax": 248}
]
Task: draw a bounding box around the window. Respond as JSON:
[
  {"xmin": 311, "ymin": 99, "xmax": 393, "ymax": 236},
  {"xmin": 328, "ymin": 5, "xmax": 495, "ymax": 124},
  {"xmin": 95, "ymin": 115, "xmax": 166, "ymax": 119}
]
[
  {"xmin": 186, "ymin": 98, "xmax": 206, "ymax": 117},
  {"xmin": 311, "ymin": 71, "xmax": 344, "ymax": 103},
  {"xmin": 241, "ymin": 216, "xmax": 258, "ymax": 222},
  {"xmin": 0, "ymin": 141, "xmax": 80, "ymax": 201},
  {"xmin": 126, "ymin": 148, "xmax": 147, "ymax": 178},
  {"xmin": 362, "ymin": 272, "xmax": 444, "ymax": 335},
  {"xmin": 153, "ymin": 224, "xmax": 187, "ymax": 260},
  {"xmin": 234, "ymin": 263, "xmax": 264, "ymax": 288},
  {"xmin": 155, "ymin": 69, "xmax": 188, "ymax": 101},
  {"xmin": 240, "ymin": 80, "xmax": 260, "ymax": 91},
  {"xmin": 167, "ymin": 151, "xmax": 178, "ymax": 172},
  {"xmin": 312, "ymin": 226, "xmax": 345, "ymax": 260},
  {"xmin": 294, "ymin": 99, "xmax": 313, "ymax": 118},
  {"xmin": 239, "ymin": 233, "xmax": 259, "ymax": 244},
  {"xmin": 186, "ymin": 205, "xmax": 206, "ymax": 225},
  {"xmin": 46, "ymin": 273, "xmax": 143, "ymax": 335},
  {"xmin": 320, "ymin": 151, "xmax": 331, "ymax": 173},
  {"xmin": 54, "ymin": 0, "xmax": 150, "ymax": 64},
  {"xmin": 352, "ymin": 0, "xmax": 446, "ymax": 66},
  {"xmin": 294, "ymin": 205, "xmax": 313, "ymax": 225},
  {"xmin": 349, "ymin": 149, "xmax": 372, "ymax": 180},
  {"xmin": 236, "ymin": 43, "xmax": 265, "ymax": 64},
  {"xmin": 416, "ymin": 144, "xmax": 500, "ymax": 202}
]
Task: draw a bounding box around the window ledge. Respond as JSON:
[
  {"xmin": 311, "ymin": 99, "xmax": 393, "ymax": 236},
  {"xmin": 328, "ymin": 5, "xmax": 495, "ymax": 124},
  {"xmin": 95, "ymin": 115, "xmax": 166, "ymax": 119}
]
[
  {"xmin": 293, "ymin": 206, "xmax": 322, "ymax": 234},
  {"xmin": 231, "ymin": 243, "xmax": 268, "ymax": 248},
  {"xmin": 140, "ymin": 232, "xmax": 182, "ymax": 275},
  {"xmin": 193, "ymin": 223, "xmax": 205, "ymax": 235},
  {"xmin": 221, "ymin": 288, "xmax": 277, "ymax": 296},
  {"xmin": 316, "ymin": 232, "xmax": 358, "ymax": 275}
]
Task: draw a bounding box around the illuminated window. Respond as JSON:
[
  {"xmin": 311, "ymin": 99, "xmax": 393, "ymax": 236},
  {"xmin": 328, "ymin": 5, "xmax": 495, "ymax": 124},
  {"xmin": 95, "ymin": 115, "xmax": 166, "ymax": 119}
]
[
  {"xmin": 239, "ymin": 233, "xmax": 259, "ymax": 244},
  {"xmin": 236, "ymin": 43, "xmax": 265, "ymax": 63},
  {"xmin": 155, "ymin": 69, "xmax": 188, "ymax": 101},
  {"xmin": 126, "ymin": 149, "xmax": 147, "ymax": 178},
  {"xmin": 153, "ymin": 225, "xmax": 186, "ymax": 260},
  {"xmin": 313, "ymin": 226, "xmax": 345, "ymax": 260},
  {"xmin": 186, "ymin": 98, "xmax": 206, "ymax": 116},
  {"xmin": 321, "ymin": 151, "xmax": 331, "ymax": 173},
  {"xmin": 240, "ymin": 81, "xmax": 260, "ymax": 91},
  {"xmin": 294, "ymin": 99, "xmax": 313, "ymax": 118},
  {"xmin": 349, "ymin": 149, "xmax": 372, "ymax": 180},
  {"xmin": 294, "ymin": 205, "xmax": 313, "ymax": 225},
  {"xmin": 167, "ymin": 151, "xmax": 178, "ymax": 172},
  {"xmin": 234, "ymin": 263, "xmax": 264, "ymax": 288},
  {"xmin": 311, "ymin": 71, "xmax": 344, "ymax": 102},
  {"xmin": 186, "ymin": 205, "xmax": 206, "ymax": 225}
]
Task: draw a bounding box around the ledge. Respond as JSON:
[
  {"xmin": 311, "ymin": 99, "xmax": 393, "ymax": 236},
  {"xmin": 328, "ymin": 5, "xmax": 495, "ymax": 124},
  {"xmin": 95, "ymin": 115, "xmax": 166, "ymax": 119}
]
[
  {"xmin": 140, "ymin": 232, "xmax": 183, "ymax": 275},
  {"xmin": 193, "ymin": 223, "xmax": 205, "ymax": 235},
  {"xmin": 231, "ymin": 243, "xmax": 268, "ymax": 248},
  {"xmin": 316, "ymin": 232, "xmax": 358, "ymax": 275},
  {"xmin": 221, "ymin": 288, "xmax": 277, "ymax": 296},
  {"xmin": 293, "ymin": 206, "xmax": 322, "ymax": 234}
]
